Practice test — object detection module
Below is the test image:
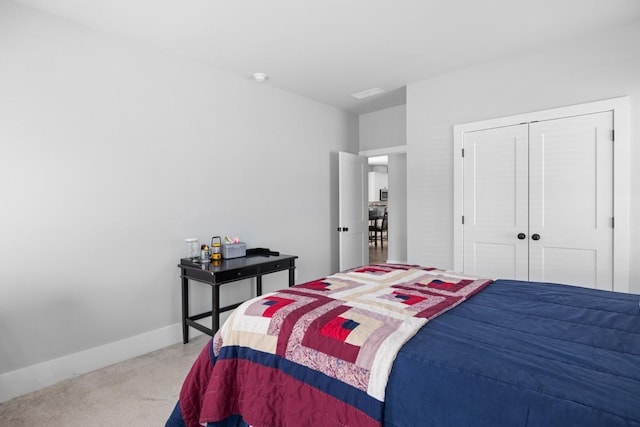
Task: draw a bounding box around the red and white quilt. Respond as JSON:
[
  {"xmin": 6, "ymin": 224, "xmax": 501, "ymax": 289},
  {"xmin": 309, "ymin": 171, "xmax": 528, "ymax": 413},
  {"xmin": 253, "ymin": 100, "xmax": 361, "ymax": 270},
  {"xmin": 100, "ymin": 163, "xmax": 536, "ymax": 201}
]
[{"xmin": 180, "ymin": 264, "xmax": 493, "ymax": 426}]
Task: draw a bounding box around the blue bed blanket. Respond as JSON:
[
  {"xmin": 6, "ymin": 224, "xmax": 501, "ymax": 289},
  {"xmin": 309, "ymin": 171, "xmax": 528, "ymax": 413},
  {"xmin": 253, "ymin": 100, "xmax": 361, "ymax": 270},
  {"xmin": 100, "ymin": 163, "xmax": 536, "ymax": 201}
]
[
  {"xmin": 167, "ymin": 278, "xmax": 640, "ymax": 427},
  {"xmin": 384, "ymin": 279, "xmax": 640, "ymax": 426}
]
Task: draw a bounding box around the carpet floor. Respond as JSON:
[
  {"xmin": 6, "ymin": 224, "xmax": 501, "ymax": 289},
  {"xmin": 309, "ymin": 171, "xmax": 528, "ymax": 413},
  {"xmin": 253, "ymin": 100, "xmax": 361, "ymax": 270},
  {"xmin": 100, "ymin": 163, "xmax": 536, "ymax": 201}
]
[{"xmin": 0, "ymin": 335, "xmax": 208, "ymax": 427}]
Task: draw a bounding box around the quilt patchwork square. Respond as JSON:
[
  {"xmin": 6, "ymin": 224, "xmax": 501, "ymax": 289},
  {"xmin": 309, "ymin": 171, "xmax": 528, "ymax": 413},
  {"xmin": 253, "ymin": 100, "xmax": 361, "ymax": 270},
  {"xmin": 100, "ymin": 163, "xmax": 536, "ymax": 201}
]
[
  {"xmin": 388, "ymin": 270, "xmax": 494, "ymax": 298},
  {"xmin": 422, "ymin": 278, "xmax": 474, "ymax": 292},
  {"xmin": 304, "ymin": 306, "xmax": 389, "ymax": 368},
  {"xmin": 244, "ymin": 295, "xmax": 296, "ymax": 318},
  {"xmin": 297, "ymin": 277, "xmax": 367, "ymax": 295}
]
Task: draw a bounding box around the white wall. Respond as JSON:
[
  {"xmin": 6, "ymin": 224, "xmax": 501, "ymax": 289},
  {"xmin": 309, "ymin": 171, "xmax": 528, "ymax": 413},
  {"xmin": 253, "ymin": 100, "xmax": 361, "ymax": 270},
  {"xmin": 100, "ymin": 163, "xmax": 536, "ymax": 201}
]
[
  {"xmin": 406, "ymin": 20, "xmax": 640, "ymax": 293},
  {"xmin": 359, "ymin": 105, "xmax": 406, "ymax": 151},
  {"xmin": 368, "ymin": 170, "xmax": 388, "ymax": 201},
  {"xmin": 0, "ymin": 1, "xmax": 358, "ymax": 400}
]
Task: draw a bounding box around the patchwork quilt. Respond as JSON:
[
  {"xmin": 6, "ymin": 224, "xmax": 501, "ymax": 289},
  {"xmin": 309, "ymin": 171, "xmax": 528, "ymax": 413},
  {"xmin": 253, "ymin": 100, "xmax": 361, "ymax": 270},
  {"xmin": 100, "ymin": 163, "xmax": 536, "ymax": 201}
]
[{"xmin": 178, "ymin": 264, "xmax": 493, "ymax": 427}]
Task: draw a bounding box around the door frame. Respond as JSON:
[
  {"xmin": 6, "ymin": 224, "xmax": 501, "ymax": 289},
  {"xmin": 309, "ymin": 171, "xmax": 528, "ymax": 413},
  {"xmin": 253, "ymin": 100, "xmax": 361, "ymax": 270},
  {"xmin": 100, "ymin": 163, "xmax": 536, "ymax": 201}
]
[
  {"xmin": 453, "ymin": 97, "xmax": 630, "ymax": 293},
  {"xmin": 360, "ymin": 145, "xmax": 408, "ymax": 264}
]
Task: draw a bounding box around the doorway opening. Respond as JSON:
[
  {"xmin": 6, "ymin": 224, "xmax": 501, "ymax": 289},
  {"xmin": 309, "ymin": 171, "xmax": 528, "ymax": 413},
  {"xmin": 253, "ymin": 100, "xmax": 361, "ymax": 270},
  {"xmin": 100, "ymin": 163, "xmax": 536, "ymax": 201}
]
[{"xmin": 368, "ymin": 155, "xmax": 388, "ymax": 263}]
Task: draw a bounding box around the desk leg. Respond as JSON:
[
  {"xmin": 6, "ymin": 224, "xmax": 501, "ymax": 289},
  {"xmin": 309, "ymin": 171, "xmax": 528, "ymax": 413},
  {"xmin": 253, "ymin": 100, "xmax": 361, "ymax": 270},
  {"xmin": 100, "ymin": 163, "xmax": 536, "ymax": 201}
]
[
  {"xmin": 212, "ymin": 286, "xmax": 220, "ymax": 333},
  {"xmin": 288, "ymin": 267, "xmax": 295, "ymax": 287},
  {"xmin": 256, "ymin": 276, "xmax": 262, "ymax": 296},
  {"xmin": 181, "ymin": 274, "xmax": 189, "ymax": 344}
]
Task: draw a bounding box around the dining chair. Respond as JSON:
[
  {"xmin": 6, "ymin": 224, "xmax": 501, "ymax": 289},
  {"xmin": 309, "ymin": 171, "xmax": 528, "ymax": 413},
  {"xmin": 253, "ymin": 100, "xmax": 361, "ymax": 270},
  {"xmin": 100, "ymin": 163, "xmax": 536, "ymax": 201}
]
[{"xmin": 369, "ymin": 211, "xmax": 388, "ymax": 247}]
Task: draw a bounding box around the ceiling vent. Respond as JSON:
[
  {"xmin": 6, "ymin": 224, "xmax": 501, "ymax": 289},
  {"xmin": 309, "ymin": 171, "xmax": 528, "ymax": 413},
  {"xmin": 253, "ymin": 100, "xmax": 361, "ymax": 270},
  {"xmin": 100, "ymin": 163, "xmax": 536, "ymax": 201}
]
[{"xmin": 350, "ymin": 88, "xmax": 385, "ymax": 99}]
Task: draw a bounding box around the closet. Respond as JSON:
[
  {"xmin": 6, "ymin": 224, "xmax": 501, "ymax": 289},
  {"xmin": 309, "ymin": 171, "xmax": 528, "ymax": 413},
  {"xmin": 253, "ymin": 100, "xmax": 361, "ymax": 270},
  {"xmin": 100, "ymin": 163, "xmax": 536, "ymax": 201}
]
[{"xmin": 459, "ymin": 111, "xmax": 614, "ymax": 290}]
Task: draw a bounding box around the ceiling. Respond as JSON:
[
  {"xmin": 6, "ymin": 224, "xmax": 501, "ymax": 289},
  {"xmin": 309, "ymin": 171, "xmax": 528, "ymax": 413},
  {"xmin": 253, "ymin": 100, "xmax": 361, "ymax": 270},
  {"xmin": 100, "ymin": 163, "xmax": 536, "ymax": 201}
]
[{"xmin": 11, "ymin": 0, "xmax": 640, "ymax": 114}]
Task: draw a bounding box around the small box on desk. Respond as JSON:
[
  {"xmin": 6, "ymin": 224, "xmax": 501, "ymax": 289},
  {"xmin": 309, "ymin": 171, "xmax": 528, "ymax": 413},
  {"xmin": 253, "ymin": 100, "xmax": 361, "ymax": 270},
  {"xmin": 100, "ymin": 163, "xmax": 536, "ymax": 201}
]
[{"xmin": 222, "ymin": 242, "xmax": 246, "ymax": 259}]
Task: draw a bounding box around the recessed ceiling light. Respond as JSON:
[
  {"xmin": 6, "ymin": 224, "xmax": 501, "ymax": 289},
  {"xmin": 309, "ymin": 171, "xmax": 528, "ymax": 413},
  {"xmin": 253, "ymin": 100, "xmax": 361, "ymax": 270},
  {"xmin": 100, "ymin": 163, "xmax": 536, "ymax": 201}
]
[
  {"xmin": 253, "ymin": 72, "xmax": 268, "ymax": 82},
  {"xmin": 350, "ymin": 88, "xmax": 385, "ymax": 99}
]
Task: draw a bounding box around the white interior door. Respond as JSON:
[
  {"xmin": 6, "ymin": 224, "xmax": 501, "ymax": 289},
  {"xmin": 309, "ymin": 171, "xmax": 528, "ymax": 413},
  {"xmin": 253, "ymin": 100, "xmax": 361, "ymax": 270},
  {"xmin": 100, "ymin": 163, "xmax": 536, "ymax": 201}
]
[
  {"xmin": 462, "ymin": 112, "xmax": 614, "ymax": 289},
  {"xmin": 455, "ymin": 97, "xmax": 628, "ymax": 293},
  {"xmin": 463, "ymin": 124, "xmax": 529, "ymax": 280},
  {"xmin": 528, "ymin": 112, "xmax": 614, "ymax": 290},
  {"xmin": 338, "ymin": 152, "xmax": 368, "ymax": 271}
]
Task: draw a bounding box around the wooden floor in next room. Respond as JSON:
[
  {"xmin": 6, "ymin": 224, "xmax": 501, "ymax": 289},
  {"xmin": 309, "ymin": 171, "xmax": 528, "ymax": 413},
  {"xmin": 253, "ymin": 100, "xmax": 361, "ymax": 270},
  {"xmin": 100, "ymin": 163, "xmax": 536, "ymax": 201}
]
[{"xmin": 369, "ymin": 241, "xmax": 387, "ymax": 264}]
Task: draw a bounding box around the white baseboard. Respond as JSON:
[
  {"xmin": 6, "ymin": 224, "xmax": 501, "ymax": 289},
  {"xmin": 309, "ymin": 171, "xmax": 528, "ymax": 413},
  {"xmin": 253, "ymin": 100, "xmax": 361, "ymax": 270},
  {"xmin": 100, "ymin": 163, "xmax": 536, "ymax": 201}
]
[{"xmin": 0, "ymin": 322, "xmax": 199, "ymax": 403}]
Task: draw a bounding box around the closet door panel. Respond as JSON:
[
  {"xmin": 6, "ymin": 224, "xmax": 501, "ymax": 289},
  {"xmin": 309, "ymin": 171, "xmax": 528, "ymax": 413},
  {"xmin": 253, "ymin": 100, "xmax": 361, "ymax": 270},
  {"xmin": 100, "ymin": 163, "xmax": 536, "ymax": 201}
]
[
  {"xmin": 462, "ymin": 124, "xmax": 529, "ymax": 280},
  {"xmin": 528, "ymin": 112, "xmax": 613, "ymax": 290}
]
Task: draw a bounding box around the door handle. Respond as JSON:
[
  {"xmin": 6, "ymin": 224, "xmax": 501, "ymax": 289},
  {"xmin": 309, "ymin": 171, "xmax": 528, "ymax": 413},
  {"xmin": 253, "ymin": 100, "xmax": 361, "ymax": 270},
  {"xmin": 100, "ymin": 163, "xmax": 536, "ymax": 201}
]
[
  {"xmin": 517, "ymin": 233, "xmax": 526, "ymax": 240},
  {"xmin": 531, "ymin": 233, "xmax": 541, "ymax": 241}
]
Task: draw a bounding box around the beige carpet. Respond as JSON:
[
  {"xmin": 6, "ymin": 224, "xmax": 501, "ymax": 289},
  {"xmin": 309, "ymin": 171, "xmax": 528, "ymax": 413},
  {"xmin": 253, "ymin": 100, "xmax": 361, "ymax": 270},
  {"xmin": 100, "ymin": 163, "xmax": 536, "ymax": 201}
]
[{"xmin": 0, "ymin": 335, "xmax": 208, "ymax": 427}]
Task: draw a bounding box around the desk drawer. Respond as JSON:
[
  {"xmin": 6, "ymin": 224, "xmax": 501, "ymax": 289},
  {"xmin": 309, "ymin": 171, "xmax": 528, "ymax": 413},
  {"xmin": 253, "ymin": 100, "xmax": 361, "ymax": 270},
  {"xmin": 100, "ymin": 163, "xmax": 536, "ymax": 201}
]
[
  {"xmin": 216, "ymin": 266, "xmax": 259, "ymax": 283},
  {"xmin": 181, "ymin": 266, "xmax": 214, "ymax": 282},
  {"xmin": 260, "ymin": 260, "xmax": 291, "ymax": 275}
]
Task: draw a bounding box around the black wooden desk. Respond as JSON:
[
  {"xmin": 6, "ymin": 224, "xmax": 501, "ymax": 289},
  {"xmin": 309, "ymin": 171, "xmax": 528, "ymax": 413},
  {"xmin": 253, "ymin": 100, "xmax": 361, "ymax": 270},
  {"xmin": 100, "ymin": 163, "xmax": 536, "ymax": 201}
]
[{"xmin": 178, "ymin": 253, "xmax": 297, "ymax": 343}]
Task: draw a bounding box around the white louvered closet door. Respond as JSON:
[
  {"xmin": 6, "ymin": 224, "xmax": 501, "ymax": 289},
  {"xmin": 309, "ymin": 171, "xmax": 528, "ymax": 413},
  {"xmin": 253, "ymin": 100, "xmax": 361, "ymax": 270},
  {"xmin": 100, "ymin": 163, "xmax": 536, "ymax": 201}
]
[
  {"xmin": 463, "ymin": 112, "xmax": 614, "ymax": 290},
  {"xmin": 462, "ymin": 124, "xmax": 529, "ymax": 280},
  {"xmin": 528, "ymin": 112, "xmax": 613, "ymax": 290}
]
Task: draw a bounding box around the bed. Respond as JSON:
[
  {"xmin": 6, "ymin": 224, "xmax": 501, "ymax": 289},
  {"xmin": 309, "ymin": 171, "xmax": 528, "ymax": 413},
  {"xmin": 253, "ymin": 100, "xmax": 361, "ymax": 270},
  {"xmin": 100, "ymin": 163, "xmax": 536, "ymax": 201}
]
[{"xmin": 166, "ymin": 263, "xmax": 640, "ymax": 427}]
